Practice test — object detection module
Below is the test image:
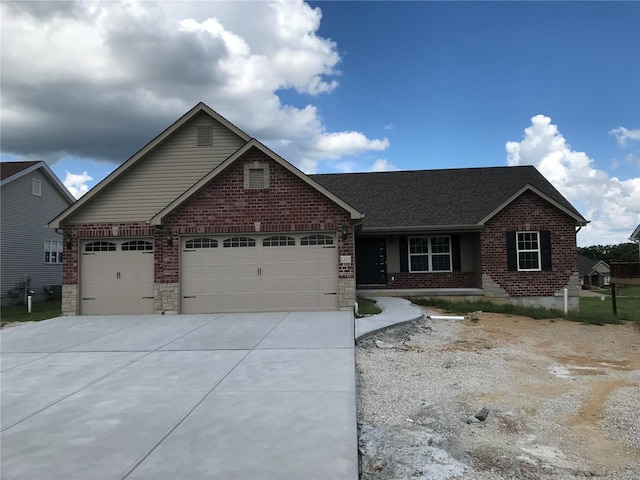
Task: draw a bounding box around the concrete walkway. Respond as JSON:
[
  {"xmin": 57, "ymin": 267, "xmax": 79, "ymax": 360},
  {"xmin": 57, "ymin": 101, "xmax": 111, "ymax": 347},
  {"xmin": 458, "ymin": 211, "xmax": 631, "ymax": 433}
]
[
  {"xmin": 355, "ymin": 297, "xmax": 427, "ymax": 341},
  {"xmin": 1, "ymin": 311, "xmax": 358, "ymax": 480}
]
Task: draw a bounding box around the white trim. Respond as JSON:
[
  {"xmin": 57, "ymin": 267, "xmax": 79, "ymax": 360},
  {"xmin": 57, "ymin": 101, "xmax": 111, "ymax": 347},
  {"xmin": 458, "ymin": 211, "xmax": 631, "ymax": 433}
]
[
  {"xmin": 516, "ymin": 231, "xmax": 542, "ymax": 271},
  {"xmin": 408, "ymin": 235, "xmax": 452, "ymax": 273},
  {"xmin": 32, "ymin": 178, "xmax": 42, "ymax": 197}
]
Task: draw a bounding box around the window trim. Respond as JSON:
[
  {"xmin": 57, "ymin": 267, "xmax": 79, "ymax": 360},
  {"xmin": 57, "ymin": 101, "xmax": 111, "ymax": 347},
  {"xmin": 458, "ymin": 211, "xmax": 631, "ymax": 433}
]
[
  {"xmin": 408, "ymin": 235, "xmax": 452, "ymax": 273},
  {"xmin": 516, "ymin": 231, "xmax": 542, "ymax": 271},
  {"xmin": 32, "ymin": 178, "xmax": 42, "ymax": 197},
  {"xmin": 44, "ymin": 240, "xmax": 63, "ymax": 264}
]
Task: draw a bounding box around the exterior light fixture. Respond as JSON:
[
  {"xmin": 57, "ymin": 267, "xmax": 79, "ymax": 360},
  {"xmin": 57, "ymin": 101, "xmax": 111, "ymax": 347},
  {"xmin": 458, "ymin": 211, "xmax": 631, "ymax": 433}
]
[
  {"xmin": 341, "ymin": 223, "xmax": 348, "ymax": 241},
  {"xmin": 64, "ymin": 232, "xmax": 72, "ymax": 249},
  {"xmin": 166, "ymin": 228, "xmax": 173, "ymax": 246}
]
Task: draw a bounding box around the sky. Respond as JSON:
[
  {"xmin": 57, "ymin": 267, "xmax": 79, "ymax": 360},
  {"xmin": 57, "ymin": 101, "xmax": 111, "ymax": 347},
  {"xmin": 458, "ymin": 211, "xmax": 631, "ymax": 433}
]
[{"xmin": 1, "ymin": 0, "xmax": 639, "ymax": 247}]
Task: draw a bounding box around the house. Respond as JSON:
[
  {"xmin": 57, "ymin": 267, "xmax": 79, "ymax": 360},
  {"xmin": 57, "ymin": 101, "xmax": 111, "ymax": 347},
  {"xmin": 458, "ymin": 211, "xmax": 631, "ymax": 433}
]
[
  {"xmin": 49, "ymin": 102, "xmax": 588, "ymax": 316},
  {"xmin": 1, "ymin": 161, "xmax": 75, "ymax": 305},
  {"xmin": 631, "ymin": 224, "xmax": 640, "ymax": 260},
  {"xmin": 577, "ymin": 255, "xmax": 610, "ymax": 288}
]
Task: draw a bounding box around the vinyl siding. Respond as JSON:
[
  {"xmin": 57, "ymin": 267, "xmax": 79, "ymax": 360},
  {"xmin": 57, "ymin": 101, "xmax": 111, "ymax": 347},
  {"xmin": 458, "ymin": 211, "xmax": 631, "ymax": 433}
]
[
  {"xmin": 1, "ymin": 170, "xmax": 72, "ymax": 304},
  {"xmin": 69, "ymin": 112, "xmax": 246, "ymax": 224}
]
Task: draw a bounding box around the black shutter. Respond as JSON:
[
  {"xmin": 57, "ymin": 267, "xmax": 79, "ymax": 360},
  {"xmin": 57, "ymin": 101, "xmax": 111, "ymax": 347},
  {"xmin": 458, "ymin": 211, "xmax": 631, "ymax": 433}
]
[
  {"xmin": 399, "ymin": 236, "xmax": 408, "ymax": 272},
  {"xmin": 451, "ymin": 235, "xmax": 461, "ymax": 272},
  {"xmin": 506, "ymin": 231, "xmax": 517, "ymax": 271},
  {"xmin": 540, "ymin": 230, "xmax": 552, "ymax": 271}
]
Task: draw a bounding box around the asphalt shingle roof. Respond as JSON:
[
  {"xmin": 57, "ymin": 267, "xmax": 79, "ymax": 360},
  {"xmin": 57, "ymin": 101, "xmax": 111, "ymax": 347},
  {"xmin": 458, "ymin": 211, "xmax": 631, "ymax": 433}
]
[
  {"xmin": 0, "ymin": 161, "xmax": 40, "ymax": 181},
  {"xmin": 310, "ymin": 165, "xmax": 586, "ymax": 230}
]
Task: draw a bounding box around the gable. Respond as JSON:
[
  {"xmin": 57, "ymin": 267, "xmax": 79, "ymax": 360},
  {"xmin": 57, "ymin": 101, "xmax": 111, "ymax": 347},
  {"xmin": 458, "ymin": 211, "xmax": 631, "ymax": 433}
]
[
  {"xmin": 66, "ymin": 111, "xmax": 247, "ymax": 224},
  {"xmin": 165, "ymin": 148, "xmax": 354, "ymax": 230}
]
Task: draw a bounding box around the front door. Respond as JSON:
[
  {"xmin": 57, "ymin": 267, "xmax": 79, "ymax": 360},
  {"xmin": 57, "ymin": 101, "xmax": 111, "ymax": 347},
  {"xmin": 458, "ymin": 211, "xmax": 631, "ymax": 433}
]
[{"xmin": 355, "ymin": 237, "xmax": 387, "ymax": 286}]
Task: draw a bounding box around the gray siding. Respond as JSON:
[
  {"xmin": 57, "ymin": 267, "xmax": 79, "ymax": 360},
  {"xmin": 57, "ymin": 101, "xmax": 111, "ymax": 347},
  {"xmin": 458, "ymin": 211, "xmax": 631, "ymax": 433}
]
[
  {"xmin": 69, "ymin": 113, "xmax": 246, "ymax": 224},
  {"xmin": 1, "ymin": 170, "xmax": 72, "ymax": 304}
]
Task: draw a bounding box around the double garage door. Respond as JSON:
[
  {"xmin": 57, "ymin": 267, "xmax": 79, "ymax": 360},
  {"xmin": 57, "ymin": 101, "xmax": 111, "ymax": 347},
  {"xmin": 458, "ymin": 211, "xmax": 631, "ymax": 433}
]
[
  {"xmin": 181, "ymin": 233, "xmax": 338, "ymax": 313},
  {"xmin": 79, "ymin": 233, "xmax": 338, "ymax": 314}
]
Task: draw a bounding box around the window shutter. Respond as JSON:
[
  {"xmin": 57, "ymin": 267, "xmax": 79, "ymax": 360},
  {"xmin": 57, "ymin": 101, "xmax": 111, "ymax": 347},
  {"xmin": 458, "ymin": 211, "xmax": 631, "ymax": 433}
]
[
  {"xmin": 451, "ymin": 235, "xmax": 461, "ymax": 272},
  {"xmin": 506, "ymin": 231, "xmax": 517, "ymax": 271},
  {"xmin": 540, "ymin": 230, "xmax": 552, "ymax": 271},
  {"xmin": 399, "ymin": 236, "xmax": 408, "ymax": 272}
]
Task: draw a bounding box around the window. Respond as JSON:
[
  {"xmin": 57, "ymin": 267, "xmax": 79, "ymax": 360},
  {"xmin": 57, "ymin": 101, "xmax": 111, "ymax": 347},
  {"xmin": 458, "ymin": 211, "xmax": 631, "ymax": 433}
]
[
  {"xmin": 263, "ymin": 236, "xmax": 295, "ymax": 247},
  {"xmin": 301, "ymin": 234, "xmax": 334, "ymax": 246},
  {"xmin": 408, "ymin": 236, "xmax": 451, "ymax": 272},
  {"xmin": 84, "ymin": 241, "xmax": 116, "ymax": 252},
  {"xmin": 197, "ymin": 124, "xmax": 212, "ymax": 146},
  {"xmin": 507, "ymin": 230, "xmax": 551, "ymax": 272},
  {"xmin": 44, "ymin": 240, "xmax": 63, "ymax": 263},
  {"xmin": 185, "ymin": 238, "xmax": 218, "ymax": 249},
  {"xmin": 244, "ymin": 162, "xmax": 269, "ymax": 189},
  {"xmin": 516, "ymin": 231, "xmax": 541, "ymax": 271},
  {"xmin": 223, "ymin": 237, "xmax": 256, "ymax": 247},
  {"xmin": 32, "ymin": 179, "xmax": 42, "ymax": 197},
  {"xmin": 122, "ymin": 240, "xmax": 153, "ymax": 251}
]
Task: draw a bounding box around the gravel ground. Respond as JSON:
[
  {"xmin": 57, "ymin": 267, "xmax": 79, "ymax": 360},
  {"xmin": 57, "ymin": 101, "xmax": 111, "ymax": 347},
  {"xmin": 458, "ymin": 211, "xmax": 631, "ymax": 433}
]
[{"xmin": 356, "ymin": 309, "xmax": 640, "ymax": 480}]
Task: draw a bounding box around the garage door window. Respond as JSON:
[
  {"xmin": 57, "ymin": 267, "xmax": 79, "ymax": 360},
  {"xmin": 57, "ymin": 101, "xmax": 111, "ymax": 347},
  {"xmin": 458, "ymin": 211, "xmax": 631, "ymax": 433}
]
[
  {"xmin": 122, "ymin": 240, "xmax": 153, "ymax": 251},
  {"xmin": 185, "ymin": 238, "xmax": 218, "ymax": 249},
  {"xmin": 223, "ymin": 237, "xmax": 256, "ymax": 247},
  {"xmin": 263, "ymin": 235, "xmax": 295, "ymax": 246},
  {"xmin": 301, "ymin": 234, "xmax": 334, "ymax": 246},
  {"xmin": 85, "ymin": 241, "xmax": 116, "ymax": 252}
]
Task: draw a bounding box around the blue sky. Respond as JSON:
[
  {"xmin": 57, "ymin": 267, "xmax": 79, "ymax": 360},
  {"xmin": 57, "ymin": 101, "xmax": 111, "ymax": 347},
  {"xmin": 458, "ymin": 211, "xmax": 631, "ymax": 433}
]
[{"xmin": 1, "ymin": 0, "xmax": 638, "ymax": 246}]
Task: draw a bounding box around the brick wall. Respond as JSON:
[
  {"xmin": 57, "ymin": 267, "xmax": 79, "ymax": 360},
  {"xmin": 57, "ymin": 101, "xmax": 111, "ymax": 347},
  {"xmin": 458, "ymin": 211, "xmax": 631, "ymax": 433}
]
[
  {"xmin": 381, "ymin": 271, "xmax": 476, "ymax": 289},
  {"xmin": 481, "ymin": 190, "xmax": 578, "ymax": 297},
  {"xmin": 61, "ymin": 147, "xmax": 355, "ymax": 305}
]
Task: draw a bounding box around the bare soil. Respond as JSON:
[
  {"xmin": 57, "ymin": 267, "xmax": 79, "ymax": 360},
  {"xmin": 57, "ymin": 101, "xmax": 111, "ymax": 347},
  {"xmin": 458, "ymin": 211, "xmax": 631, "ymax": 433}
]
[{"xmin": 357, "ymin": 311, "xmax": 640, "ymax": 479}]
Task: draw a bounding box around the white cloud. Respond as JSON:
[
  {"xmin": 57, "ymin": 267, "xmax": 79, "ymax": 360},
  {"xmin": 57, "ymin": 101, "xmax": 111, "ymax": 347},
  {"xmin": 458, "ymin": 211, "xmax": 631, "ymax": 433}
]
[
  {"xmin": 370, "ymin": 159, "xmax": 396, "ymax": 172},
  {"xmin": 64, "ymin": 171, "xmax": 93, "ymax": 198},
  {"xmin": 610, "ymin": 126, "xmax": 640, "ymax": 147},
  {"xmin": 0, "ymin": 0, "xmax": 388, "ymax": 173},
  {"xmin": 507, "ymin": 115, "xmax": 640, "ymax": 246}
]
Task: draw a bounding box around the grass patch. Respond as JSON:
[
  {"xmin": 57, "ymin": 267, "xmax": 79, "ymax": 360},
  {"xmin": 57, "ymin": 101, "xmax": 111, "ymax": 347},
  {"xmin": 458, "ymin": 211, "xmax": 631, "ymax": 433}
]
[
  {"xmin": 356, "ymin": 297, "xmax": 382, "ymax": 316},
  {"xmin": 408, "ymin": 295, "xmax": 640, "ymax": 327},
  {"xmin": 0, "ymin": 300, "xmax": 62, "ymax": 327}
]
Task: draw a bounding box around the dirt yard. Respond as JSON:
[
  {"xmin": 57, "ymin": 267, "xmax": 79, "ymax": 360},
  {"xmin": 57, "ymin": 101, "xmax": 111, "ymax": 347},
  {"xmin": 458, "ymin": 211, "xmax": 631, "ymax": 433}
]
[{"xmin": 356, "ymin": 310, "xmax": 640, "ymax": 479}]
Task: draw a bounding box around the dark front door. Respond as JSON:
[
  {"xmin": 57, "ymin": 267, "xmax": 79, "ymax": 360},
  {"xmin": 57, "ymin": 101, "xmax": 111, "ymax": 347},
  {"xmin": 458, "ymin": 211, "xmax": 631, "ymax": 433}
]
[{"xmin": 356, "ymin": 237, "xmax": 387, "ymax": 285}]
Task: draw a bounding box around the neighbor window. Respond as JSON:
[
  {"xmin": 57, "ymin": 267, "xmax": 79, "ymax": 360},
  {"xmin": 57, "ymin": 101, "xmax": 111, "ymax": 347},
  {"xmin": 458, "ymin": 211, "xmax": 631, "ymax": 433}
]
[
  {"xmin": 44, "ymin": 240, "xmax": 63, "ymax": 263},
  {"xmin": 408, "ymin": 236, "xmax": 451, "ymax": 272},
  {"xmin": 32, "ymin": 179, "xmax": 42, "ymax": 197},
  {"xmin": 516, "ymin": 231, "xmax": 541, "ymax": 271}
]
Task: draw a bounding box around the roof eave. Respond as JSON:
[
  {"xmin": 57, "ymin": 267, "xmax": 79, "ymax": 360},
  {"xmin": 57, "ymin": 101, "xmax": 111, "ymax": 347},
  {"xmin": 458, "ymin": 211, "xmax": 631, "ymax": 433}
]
[{"xmin": 359, "ymin": 224, "xmax": 483, "ymax": 233}]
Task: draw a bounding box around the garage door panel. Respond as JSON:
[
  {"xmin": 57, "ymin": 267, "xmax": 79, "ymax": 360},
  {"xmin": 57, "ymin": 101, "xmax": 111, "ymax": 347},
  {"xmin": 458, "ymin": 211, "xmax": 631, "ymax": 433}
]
[
  {"xmin": 181, "ymin": 233, "xmax": 338, "ymax": 313},
  {"xmin": 80, "ymin": 239, "xmax": 154, "ymax": 315}
]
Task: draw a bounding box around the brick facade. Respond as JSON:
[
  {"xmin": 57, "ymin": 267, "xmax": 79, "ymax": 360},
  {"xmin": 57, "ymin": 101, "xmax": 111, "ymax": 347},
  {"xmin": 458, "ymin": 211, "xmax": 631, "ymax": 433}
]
[
  {"xmin": 480, "ymin": 190, "xmax": 579, "ymax": 298},
  {"xmin": 61, "ymin": 148, "xmax": 356, "ymax": 313},
  {"xmin": 384, "ymin": 271, "xmax": 476, "ymax": 289}
]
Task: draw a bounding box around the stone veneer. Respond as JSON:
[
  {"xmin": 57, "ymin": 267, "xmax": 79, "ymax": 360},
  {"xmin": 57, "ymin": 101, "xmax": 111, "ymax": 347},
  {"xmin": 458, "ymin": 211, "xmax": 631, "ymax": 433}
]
[
  {"xmin": 338, "ymin": 279, "xmax": 356, "ymax": 309},
  {"xmin": 61, "ymin": 284, "xmax": 78, "ymax": 315},
  {"xmin": 153, "ymin": 283, "xmax": 179, "ymax": 314}
]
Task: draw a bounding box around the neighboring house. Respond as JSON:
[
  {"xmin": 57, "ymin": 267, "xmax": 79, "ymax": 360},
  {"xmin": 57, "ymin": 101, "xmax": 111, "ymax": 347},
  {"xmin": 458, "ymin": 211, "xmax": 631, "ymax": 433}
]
[
  {"xmin": 49, "ymin": 103, "xmax": 588, "ymax": 316},
  {"xmin": 1, "ymin": 161, "xmax": 75, "ymax": 305},
  {"xmin": 631, "ymin": 224, "xmax": 640, "ymax": 260},
  {"xmin": 577, "ymin": 255, "xmax": 610, "ymax": 288}
]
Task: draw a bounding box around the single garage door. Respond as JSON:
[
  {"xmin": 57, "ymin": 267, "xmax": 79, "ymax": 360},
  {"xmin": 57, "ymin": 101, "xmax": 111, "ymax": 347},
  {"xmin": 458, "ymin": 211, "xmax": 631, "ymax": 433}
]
[
  {"xmin": 181, "ymin": 233, "xmax": 338, "ymax": 313},
  {"xmin": 80, "ymin": 239, "xmax": 154, "ymax": 315}
]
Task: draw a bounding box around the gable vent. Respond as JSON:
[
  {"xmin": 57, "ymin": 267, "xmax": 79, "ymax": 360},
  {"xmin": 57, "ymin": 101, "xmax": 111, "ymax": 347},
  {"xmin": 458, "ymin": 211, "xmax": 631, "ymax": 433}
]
[
  {"xmin": 249, "ymin": 168, "xmax": 265, "ymax": 189},
  {"xmin": 244, "ymin": 162, "xmax": 269, "ymax": 189},
  {"xmin": 197, "ymin": 125, "xmax": 212, "ymax": 146}
]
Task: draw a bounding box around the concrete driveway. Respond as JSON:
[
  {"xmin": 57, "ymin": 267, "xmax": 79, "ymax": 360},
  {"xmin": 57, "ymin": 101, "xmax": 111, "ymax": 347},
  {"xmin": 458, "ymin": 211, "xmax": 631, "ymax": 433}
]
[{"xmin": 0, "ymin": 311, "xmax": 357, "ymax": 480}]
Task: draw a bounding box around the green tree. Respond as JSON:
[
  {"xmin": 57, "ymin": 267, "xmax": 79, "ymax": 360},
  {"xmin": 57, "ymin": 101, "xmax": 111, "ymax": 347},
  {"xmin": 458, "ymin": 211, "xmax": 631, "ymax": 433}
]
[{"xmin": 579, "ymin": 243, "xmax": 638, "ymax": 263}]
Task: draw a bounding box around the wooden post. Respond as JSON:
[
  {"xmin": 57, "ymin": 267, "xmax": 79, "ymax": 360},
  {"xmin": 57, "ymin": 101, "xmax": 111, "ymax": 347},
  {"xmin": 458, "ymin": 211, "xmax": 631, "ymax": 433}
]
[{"xmin": 611, "ymin": 282, "xmax": 617, "ymax": 321}]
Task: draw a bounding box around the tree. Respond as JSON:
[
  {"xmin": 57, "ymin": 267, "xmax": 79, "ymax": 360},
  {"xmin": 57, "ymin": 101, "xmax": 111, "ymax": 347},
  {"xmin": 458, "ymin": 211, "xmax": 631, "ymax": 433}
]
[{"xmin": 578, "ymin": 243, "xmax": 638, "ymax": 264}]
